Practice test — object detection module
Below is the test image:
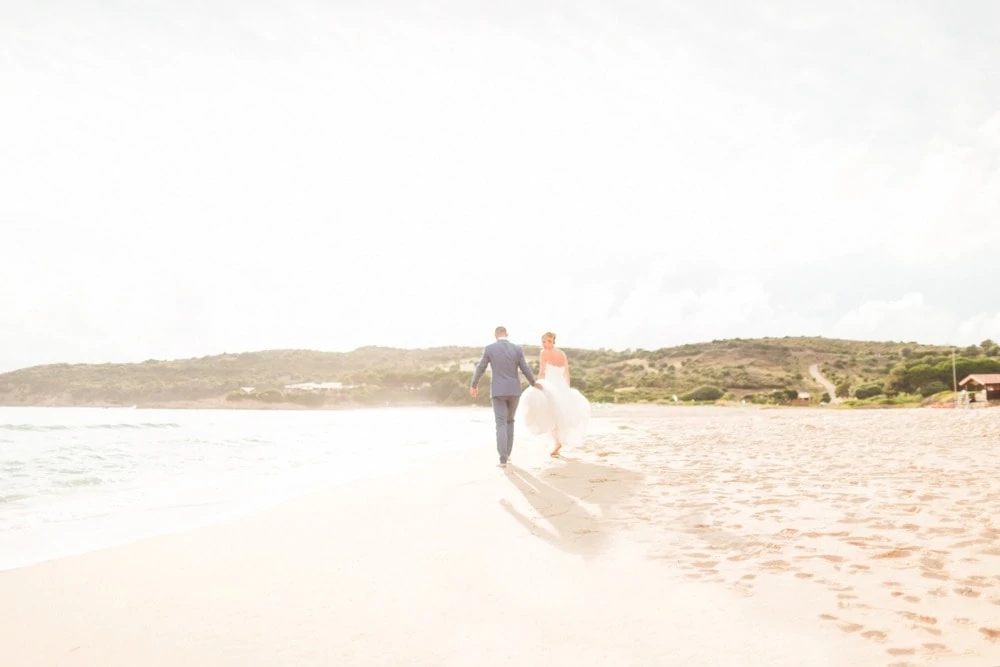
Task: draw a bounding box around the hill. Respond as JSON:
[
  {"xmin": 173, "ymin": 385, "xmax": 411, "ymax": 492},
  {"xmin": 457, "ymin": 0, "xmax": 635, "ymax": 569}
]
[{"xmin": 1, "ymin": 337, "xmax": 997, "ymax": 409}]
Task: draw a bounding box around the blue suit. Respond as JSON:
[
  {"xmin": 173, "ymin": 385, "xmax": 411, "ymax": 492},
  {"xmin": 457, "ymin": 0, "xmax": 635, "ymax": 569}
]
[{"xmin": 470, "ymin": 338, "xmax": 538, "ymax": 464}]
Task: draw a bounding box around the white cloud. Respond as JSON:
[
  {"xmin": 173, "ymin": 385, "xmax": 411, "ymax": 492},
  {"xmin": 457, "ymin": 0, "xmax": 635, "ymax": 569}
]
[
  {"xmin": 957, "ymin": 313, "xmax": 1000, "ymax": 346},
  {"xmin": 564, "ymin": 270, "xmax": 825, "ymax": 351},
  {"xmin": 832, "ymin": 293, "xmax": 1000, "ymax": 347}
]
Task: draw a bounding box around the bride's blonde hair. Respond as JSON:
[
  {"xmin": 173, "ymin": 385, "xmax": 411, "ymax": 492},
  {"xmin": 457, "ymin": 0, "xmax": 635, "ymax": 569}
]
[{"xmin": 542, "ymin": 331, "xmax": 557, "ymax": 343}]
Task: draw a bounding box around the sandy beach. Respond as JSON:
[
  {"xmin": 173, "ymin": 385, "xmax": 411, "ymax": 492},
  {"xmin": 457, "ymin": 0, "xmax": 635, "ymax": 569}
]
[{"xmin": 2, "ymin": 405, "xmax": 998, "ymax": 666}]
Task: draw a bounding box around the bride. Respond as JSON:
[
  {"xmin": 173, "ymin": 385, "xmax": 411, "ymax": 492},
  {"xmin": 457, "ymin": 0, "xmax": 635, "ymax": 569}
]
[{"xmin": 520, "ymin": 331, "xmax": 591, "ymax": 456}]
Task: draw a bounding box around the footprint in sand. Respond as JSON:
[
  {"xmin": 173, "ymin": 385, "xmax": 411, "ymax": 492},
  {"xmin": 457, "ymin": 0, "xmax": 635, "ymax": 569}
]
[
  {"xmin": 838, "ymin": 600, "xmax": 871, "ymax": 610},
  {"xmin": 819, "ymin": 614, "xmax": 864, "ymax": 633},
  {"xmin": 951, "ymin": 538, "xmax": 989, "ymax": 549},
  {"xmin": 898, "ymin": 612, "xmax": 938, "ymax": 626},
  {"xmin": 796, "ymin": 554, "xmax": 846, "ymax": 564},
  {"xmin": 954, "ymin": 587, "xmax": 981, "ymax": 598},
  {"xmin": 922, "ymin": 643, "xmax": 949, "ymax": 654},
  {"xmin": 837, "ymin": 621, "xmax": 864, "ymax": 633},
  {"xmin": 726, "ymin": 552, "xmax": 754, "ymax": 562},
  {"xmin": 979, "ymin": 627, "xmax": 1000, "ymax": 642},
  {"xmin": 760, "ymin": 559, "xmax": 792, "ymax": 571},
  {"xmin": 873, "ymin": 548, "xmax": 919, "ymax": 559},
  {"xmin": 861, "ymin": 630, "xmax": 888, "ymax": 642}
]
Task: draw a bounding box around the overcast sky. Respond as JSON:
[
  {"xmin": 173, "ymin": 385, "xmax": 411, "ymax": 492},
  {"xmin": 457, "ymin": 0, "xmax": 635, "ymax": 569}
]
[{"xmin": 2, "ymin": 1, "xmax": 999, "ymax": 370}]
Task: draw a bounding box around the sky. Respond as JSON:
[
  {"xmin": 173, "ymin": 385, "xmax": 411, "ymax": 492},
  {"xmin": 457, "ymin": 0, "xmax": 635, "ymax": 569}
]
[{"xmin": 2, "ymin": 1, "xmax": 999, "ymax": 370}]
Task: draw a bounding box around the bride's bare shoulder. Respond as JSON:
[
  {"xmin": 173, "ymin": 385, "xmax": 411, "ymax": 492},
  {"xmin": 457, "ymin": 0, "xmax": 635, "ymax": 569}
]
[{"xmin": 551, "ymin": 347, "xmax": 569, "ymax": 364}]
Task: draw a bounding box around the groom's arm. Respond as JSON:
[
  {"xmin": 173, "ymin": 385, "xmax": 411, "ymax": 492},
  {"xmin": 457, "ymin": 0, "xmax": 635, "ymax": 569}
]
[
  {"xmin": 470, "ymin": 347, "xmax": 491, "ymax": 394},
  {"xmin": 517, "ymin": 347, "xmax": 539, "ymax": 387}
]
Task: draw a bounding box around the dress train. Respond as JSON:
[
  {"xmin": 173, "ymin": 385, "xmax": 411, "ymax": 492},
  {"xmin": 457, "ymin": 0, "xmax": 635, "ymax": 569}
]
[{"xmin": 520, "ymin": 363, "xmax": 591, "ymax": 449}]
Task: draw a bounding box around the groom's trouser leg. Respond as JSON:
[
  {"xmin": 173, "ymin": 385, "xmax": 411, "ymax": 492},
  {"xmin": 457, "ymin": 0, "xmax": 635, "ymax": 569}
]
[
  {"xmin": 506, "ymin": 395, "xmax": 519, "ymax": 459},
  {"xmin": 492, "ymin": 396, "xmax": 518, "ymax": 463}
]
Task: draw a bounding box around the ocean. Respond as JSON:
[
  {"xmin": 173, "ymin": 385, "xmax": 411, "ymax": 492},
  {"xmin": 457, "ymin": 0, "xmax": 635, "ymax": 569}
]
[{"xmin": 0, "ymin": 405, "xmax": 495, "ymax": 572}]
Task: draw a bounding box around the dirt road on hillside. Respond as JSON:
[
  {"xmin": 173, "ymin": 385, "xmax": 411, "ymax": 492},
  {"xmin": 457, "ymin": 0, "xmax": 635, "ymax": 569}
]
[{"xmin": 809, "ymin": 363, "xmax": 841, "ymax": 404}]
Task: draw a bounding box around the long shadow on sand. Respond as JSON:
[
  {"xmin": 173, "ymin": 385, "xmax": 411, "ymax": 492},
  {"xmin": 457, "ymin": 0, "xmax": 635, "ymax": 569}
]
[{"xmin": 501, "ymin": 457, "xmax": 643, "ymax": 558}]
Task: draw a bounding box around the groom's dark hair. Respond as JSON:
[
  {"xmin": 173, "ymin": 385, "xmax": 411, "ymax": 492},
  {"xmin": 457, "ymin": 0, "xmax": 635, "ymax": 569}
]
[{"xmin": 495, "ymin": 326, "xmax": 507, "ymax": 337}]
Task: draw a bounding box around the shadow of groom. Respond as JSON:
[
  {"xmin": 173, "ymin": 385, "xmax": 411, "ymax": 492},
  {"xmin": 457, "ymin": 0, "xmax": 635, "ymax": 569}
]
[{"xmin": 501, "ymin": 457, "xmax": 643, "ymax": 558}]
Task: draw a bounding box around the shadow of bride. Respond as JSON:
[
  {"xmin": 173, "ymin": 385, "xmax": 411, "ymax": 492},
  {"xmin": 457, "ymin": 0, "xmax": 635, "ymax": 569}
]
[{"xmin": 500, "ymin": 458, "xmax": 644, "ymax": 558}]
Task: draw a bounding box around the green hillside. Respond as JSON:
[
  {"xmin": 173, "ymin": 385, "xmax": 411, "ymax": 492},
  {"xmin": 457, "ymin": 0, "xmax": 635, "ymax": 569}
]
[{"xmin": 1, "ymin": 337, "xmax": 996, "ymax": 408}]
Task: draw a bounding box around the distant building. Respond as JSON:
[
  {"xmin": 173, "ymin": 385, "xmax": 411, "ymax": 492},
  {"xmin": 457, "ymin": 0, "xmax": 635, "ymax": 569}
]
[
  {"xmin": 284, "ymin": 382, "xmax": 350, "ymax": 392},
  {"xmin": 957, "ymin": 374, "xmax": 1000, "ymax": 402}
]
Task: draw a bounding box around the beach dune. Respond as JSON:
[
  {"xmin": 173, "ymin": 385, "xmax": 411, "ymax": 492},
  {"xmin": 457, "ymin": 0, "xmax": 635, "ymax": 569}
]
[{"xmin": 1, "ymin": 406, "xmax": 998, "ymax": 666}]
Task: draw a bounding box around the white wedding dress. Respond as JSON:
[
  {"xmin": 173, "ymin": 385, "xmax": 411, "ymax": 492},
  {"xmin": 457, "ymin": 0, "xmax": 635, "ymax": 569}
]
[{"xmin": 520, "ymin": 362, "xmax": 591, "ymax": 449}]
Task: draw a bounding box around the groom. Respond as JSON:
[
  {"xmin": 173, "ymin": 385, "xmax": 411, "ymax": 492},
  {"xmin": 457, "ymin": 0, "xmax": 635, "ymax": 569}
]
[{"xmin": 470, "ymin": 326, "xmax": 543, "ymax": 468}]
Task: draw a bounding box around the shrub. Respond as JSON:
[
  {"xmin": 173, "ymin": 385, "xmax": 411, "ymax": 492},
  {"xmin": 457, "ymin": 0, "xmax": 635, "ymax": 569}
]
[
  {"xmin": 680, "ymin": 385, "xmax": 725, "ymax": 402},
  {"xmin": 854, "ymin": 384, "xmax": 884, "ymax": 400},
  {"xmin": 258, "ymin": 389, "xmax": 284, "ymax": 403},
  {"xmin": 920, "ymin": 381, "xmax": 948, "ymax": 397}
]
